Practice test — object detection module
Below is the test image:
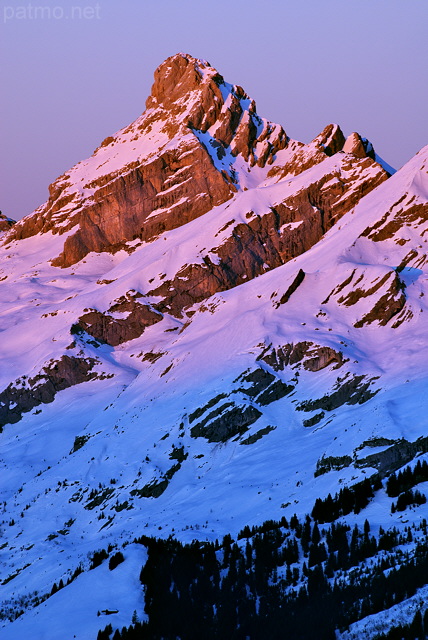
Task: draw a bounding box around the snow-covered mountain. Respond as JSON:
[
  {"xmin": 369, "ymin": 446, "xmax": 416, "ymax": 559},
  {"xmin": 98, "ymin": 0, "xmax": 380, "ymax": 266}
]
[{"xmin": 1, "ymin": 53, "xmax": 428, "ymax": 639}]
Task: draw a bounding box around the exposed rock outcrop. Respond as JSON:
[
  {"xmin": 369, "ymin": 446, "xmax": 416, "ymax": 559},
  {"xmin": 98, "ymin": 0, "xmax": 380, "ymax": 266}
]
[
  {"xmin": 240, "ymin": 425, "xmax": 276, "ymax": 446},
  {"xmin": 361, "ymin": 193, "xmax": 428, "ymax": 242},
  {"xmin": 316, "ymin": 436, "xmax": 428, "ymax": 478},
  {"xmin": 353, "ymin": 274, "xmax": 406, "ymax": 328},
  {"xmin": 130, "ymin": 463, "xmax": 182, "ymax": 499},
  {"xmin": 268, "ymin": 124, "xmax": 347, "ymax": 181},
  {"xmin": 0, "ymin": 212, "xmax": 15, "ymax": 232},
  {"xmin": 50, "ymin": 140, "xmax": 234, "ymax": 267},
  {"xmin": 8, "ymin": 54, "xmax": 289, "ymax": 266},
  {"xmin": 274, "ymin": 269, "xmax": 305, "ymax": 307},
  {"xmin": 190, "ymin": 402, "xmax": 262, "ymax": 443},
  {"xmin": 148, "ymin": 156, "xmax": 388, "ymax": 317},
  {"xmin": 296, "ymin": 374, "xmax": 379, "ymax": 414},
  {"xmin": 74, "ymin": 295, "xmax": 162, "ymax": 346},
  {"xmin": 315, "ymin": 455, "xmax": 353, "ymax": 476},
  {"xmin": 355, "ymin": 436, "xmax": 428, "ymax": 476},
  {"xmin": 0, "ymin": 356, "xmax": 100, "ymax": 429},
  {"xmin": 6, "ymin": 54, "xmax": 386, "ymax": 271},
  {"xmin": 343, "ymin": 132, "xmax": 376, "ymax": 160},
  {"xmin": 312, "ymin": 124, "xmax": 346, "ymax": 157},
  {"xmin": 147, "ymin": 54, "xmax": 289, "ymax": 167},
  {"xmin": 330, "ymin": 268, "xmax": 407, "ymax": 328},
  {"xmin": 343, "ymin": 132, "xmax": 368, "ymax": 158},
  {"xmin": 303, "ymin": 347, "xmax": 344, "ymax": 372},
  {"xmin": 259, "ymin": 342, "xmax": 343, "ymax": 372},
  {"xmin": 235, "ymin": 368, "xmax": 294, "ymax": 405}
]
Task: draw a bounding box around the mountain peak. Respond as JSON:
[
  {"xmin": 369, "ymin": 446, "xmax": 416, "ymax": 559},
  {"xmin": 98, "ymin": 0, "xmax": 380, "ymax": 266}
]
[
  {"xmin": 6, "ymin": 54, "xmax": 389, "ymax": 269},
  {"xmin": 311, "ymin": 123, "xmax": 345, "ymax": 156},
  {"xmin": 2, "ymin": 54, "xmax": 428, "ymax": 640},
  {"xmin": 144, "ymin": 53, "xmax": 261, "ymax": 141},
  {"xmin": 343, "ymin": 131, "xmax": 375, "ymax": 160},
  {"xmin": 146, "ymin": 52, "xmax": 224, "ymax": 112}
]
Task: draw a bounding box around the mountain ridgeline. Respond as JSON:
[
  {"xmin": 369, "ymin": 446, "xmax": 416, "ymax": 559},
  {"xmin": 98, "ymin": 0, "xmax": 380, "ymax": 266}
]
[{"xmin": 1, "ymin": 53, "xmax": 428, "ymax": 639}]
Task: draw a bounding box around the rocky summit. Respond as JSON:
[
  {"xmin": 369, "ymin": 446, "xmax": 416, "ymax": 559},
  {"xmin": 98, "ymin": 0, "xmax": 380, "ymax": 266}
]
[{"xmin": 1, "ymin": 53, "xmax": 428, "ymax": 639}]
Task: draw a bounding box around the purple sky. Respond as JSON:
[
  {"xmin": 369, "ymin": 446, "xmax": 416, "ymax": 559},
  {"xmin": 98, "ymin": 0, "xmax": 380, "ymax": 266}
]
[{"xmin": 1, "ymin": 0, "xmax": 427, "ymax": 221}]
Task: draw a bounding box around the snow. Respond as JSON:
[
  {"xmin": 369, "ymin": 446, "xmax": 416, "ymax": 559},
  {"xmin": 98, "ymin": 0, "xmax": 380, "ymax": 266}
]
[
  {"xmin": 340, "ymin": 584, "xmax": 428, "ymax": 640},
  {"xmin": 0, "ymin": 545, "xmax": 147, "ymax": 640},
  {"xmin": 1, "ymin": 55, "xmax": 428, "ymax": 637}
]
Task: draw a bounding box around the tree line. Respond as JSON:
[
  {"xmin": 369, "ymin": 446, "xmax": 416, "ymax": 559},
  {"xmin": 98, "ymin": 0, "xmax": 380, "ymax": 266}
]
[{"xmin": 96, "ymin": 513, "xmax": 428, "ymax": 639}]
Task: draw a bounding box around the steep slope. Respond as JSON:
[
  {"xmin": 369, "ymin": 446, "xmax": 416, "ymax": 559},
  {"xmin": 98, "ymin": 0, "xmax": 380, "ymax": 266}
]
[
  {"xmin": 9, "ymin": 53, "xmax": 285, "ymax": 265},
  {"xmin": 8, "ymin": 53, "xmax": 386, "ymax": 270},
  {"xmin": 0, "ymin": 54, "xmax": 427, "ymax": 639}
]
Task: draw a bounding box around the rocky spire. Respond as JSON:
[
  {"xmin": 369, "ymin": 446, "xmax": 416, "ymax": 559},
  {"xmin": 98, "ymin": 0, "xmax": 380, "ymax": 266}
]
[
  {"xmin": 146, "ymin": 53, "xmax": 221, "ymax": 110},
  {"xmin": 145, "ymin": 53, "xmax": 288, "ymax": 165},
  {"xmin": 312, "ymin": 123, "xmax": 346, "ymax": 156},
  {"xmin": 4, "ymin": 54, "xmax": 388, "ymax": 269},
  {"xmin": 343, "ymin": 132, "xmax": 376, "ymax": 160}
]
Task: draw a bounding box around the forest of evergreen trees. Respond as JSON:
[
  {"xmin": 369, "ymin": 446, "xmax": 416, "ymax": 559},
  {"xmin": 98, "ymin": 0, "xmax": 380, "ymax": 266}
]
[
  {"xmin": 96, "ymin": 512, "xmax": 428, "ymax": 640},
  {"xmin": 386, "ymin": 460, "xmax": 428, "ymax": 498},
  {"xmin": 372, "ymin": 607, "xmax": 428, "ymax": 640},
  {"xmin": 311, "ymin": 476, "xmax": 381, "ymax": 523}
]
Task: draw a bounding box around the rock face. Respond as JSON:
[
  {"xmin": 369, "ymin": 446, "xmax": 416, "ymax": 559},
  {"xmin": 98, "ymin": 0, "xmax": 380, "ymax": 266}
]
[
  {"xmin": 5, "ymin": 54, "xmax": 386, "ymax": 271},
  {"xmin": 2, "ymin": 52, "xmax": 428, "ymax": 640},
  {"xmin": 353, "ymin": 272, "xmax": 406, "ymax": 328},
  {"xmin": 0, "ymin": 356, "xmax": 99, "ymax": 429},
  {"xmin": 343, "ymin": 132, "xmax": 376, "ymax": 160},
  {"xmin": 259, "ymin": 342, "xmax": 344, "ymax": 372},
  {"xmin": 8, "ymin": 54, "xmax": 289, "ymax": 266},
  {"xmin": 343, "ymin": 132, "xmax": 367, "ymax": 158},
  {"xmin": 296, "ymin": 375, "xmax": 379, "ymax": 413},
  {"xmin": 147, "ymin": 154, "xmax": 387, "ymax": 317},
  {"xmin": 325, "ymin": 267, "xmax": 409, "ymax": 329},
  {"xmin": 313, "ymin": 123, "xmax": 346, "ymax": 156},
  {"xmin": 74, "ymin": 295, "xmax": 163, "ymax": 346},
  {"xmin": 51, "ymin": 141, "xmax": 233, "ymax": 267},
  {"xmin": 361, "ymin": 193, "xmax": 428, "ymax": 242},
  {"xmin": 190, "ymin": 402, "xmax": 262, "ymax": 442},
  {"xmin": 267, "ymin": 124, "xmax": 379, "ymax": 182},
  {"xmin": 0, "ymin": 212, "xmax": 15, "ymax": 232},
  {"xmin": 355, "ymin": 436, "xmax": 428, "ymax": 476},
  {"xmin": 268, "ymin": 124, "xmax": 347, "ymax": 180},
  {"xmin": 235, "ymin": 368, "xmax": 294, "ymax": 405}
]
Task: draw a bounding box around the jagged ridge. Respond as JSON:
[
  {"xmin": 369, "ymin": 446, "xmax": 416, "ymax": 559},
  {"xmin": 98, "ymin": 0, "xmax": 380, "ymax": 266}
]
[{"xmin": 0, "ymin": 54, "xmax": 427, "ymax": 640}]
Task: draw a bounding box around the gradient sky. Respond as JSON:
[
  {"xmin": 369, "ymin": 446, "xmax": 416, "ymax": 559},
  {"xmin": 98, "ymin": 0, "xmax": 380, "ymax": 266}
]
[{"xmin": 1, "ymin": 0, "xmax": 427, "ymax": 220}]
